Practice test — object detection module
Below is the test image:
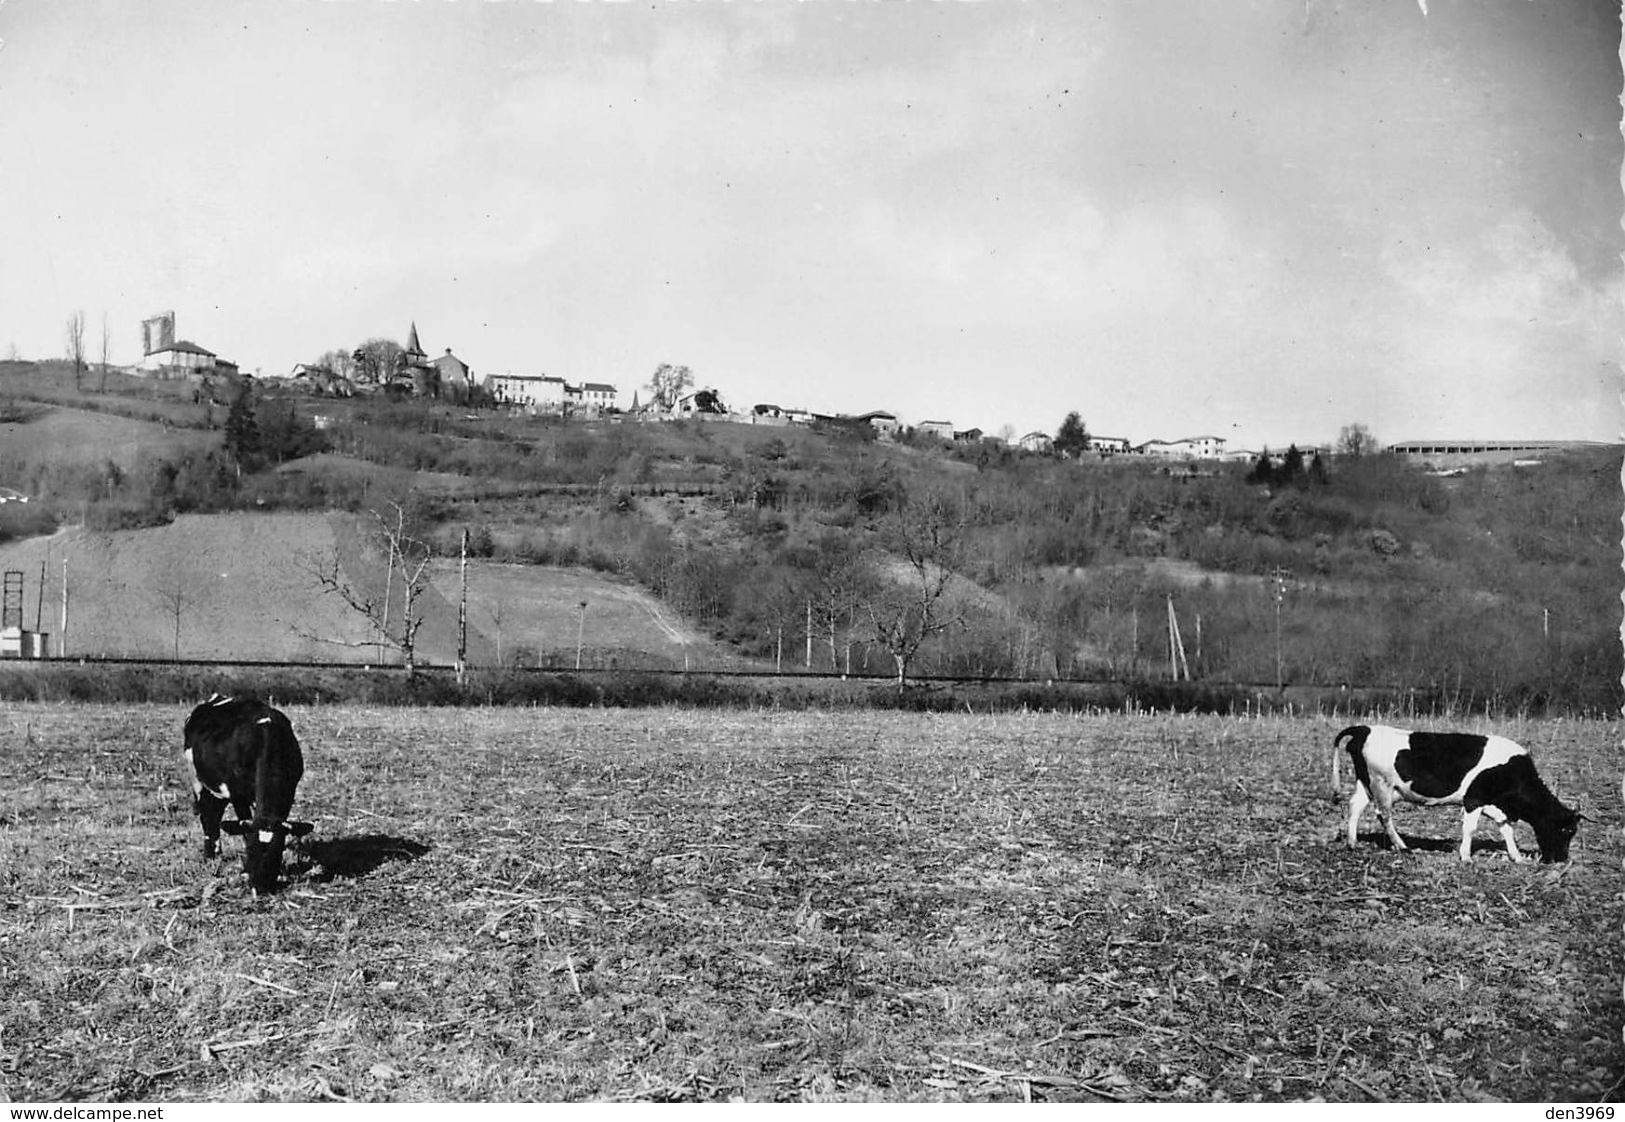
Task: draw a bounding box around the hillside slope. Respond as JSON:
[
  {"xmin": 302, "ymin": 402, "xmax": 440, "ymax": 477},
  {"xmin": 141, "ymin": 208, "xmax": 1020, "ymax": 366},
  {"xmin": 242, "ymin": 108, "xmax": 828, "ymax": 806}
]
[
  {"xmin": 0, "ymin": 403, "xmax": 217, "ymax": 476},
  {"xmin": 0, "ymin": 512, "xmax": 727, "ymax": 668}
]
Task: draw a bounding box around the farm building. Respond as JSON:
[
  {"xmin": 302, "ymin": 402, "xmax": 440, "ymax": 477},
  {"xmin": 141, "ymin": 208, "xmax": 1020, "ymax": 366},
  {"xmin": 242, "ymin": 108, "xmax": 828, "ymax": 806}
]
[{"xmin": 1387, "ymin": 439, "xmax": 1614, "ymax": 469}]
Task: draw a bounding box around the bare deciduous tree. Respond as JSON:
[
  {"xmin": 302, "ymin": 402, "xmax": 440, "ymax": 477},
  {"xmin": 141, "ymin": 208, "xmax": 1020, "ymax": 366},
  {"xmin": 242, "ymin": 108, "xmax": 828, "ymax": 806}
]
[
  {"xmin": 299, "ymin": 502, "xmax": 435, "ymax": 673},
  {"xmin": 646, "ymin": 363, "xmax": 694, "ymax": 411},
  {"xmin": 484, "ymin": 601, "xmax": 503, "ymax": 663},
  {"xmin": 97, "ymin": 313, "xmax": 112, "ymax": 393},
  {"xmin": 151, "ymin": 572, "xmax": 191, "ymax": 660},
  {"xmin": 64, "ymin": 311, "xmax": 86, "ymax": 392},
  {"xmin": 1337, "ymin": 422, "xmax": 1379, "ymax": 459},
  {"xmin": 352, "ymin": 338, "xmax": 406, "ymax": 387},
  {"xmin": 864, "ymin": 493, "xmax": 966, "ymax": 686}
]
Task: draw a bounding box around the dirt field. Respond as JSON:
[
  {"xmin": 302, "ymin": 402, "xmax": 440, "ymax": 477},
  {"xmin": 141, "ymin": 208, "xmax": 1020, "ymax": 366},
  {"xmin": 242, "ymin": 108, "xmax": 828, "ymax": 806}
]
[{"xmin": 0, "ymin": 706, "xmax": 1618, "ymax": 1102}]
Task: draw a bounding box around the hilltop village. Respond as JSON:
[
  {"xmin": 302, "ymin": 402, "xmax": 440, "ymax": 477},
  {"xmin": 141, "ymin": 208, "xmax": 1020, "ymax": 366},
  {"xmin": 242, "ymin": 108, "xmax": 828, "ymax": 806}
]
[
  {"xmin": 124, "ymin": 312, "xmax": 1304, "ymax": 464},
  {"xmin": 121, "ymin": 312, "xmax": 1604, "ymax": 471}
]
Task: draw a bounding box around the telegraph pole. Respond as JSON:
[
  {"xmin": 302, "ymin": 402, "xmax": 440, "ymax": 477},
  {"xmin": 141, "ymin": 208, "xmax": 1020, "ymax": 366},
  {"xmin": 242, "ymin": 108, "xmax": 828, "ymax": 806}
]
[
  {"xmin": 1167, "ymin": 595, "xmax": 1190, "ymax": 681},
  {"xmin": 456, "ymin": 528, "xmax": 468, "ymax": 687},
  {"xmin": 575, "ymin": 600, "xmax": 588, "ymax": 670},
  {"xmin": 59, "ymin": 559, "xmax": 68, "ymax": 658},
  {"xmin": 1272, "ymin": 567, "xmax": 1291, "ymax": 690}
]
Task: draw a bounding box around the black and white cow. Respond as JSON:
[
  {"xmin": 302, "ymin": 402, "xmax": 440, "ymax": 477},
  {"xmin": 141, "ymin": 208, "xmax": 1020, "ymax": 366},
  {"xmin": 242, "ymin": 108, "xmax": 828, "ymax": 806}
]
[
  {"xmin": 1336, "ymin": 724, "xmax": 1580, "ymax": 863},
  {"xmin": 184, "ymin": 693, "xmax": 312, "ymax": 894}
]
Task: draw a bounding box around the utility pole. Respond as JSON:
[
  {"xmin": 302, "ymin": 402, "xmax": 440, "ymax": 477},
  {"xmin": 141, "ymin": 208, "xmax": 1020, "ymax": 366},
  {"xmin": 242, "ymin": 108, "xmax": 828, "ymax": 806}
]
[
  {"xmin": 1272, "ymin": 567, "xmax": 1291, "ymax": 690},
  {"xmin": 1131, "ymin": 604, "xmax": 1139, "ymax": 675},
  {"xmin": 36, "ymin": 542, "xmax": 48, "ymax": 631},
  {"xmin": 59, "ymin": 559, "xmax": 68, "ymax": 658},
  {"xmin": 456, "ymin": 528, "xmax": 468, "ymax": 687},
  {"xmin": 575, "ymin": 600, "xmax": 588, "ymax": 670},
  {"xmin": 1167, "ymin": 597, "xmax": 1177, "ymax": 680},
  {"xmin": 1167, "ymin": 595, "xmax": 1190, "ymax": 681}
]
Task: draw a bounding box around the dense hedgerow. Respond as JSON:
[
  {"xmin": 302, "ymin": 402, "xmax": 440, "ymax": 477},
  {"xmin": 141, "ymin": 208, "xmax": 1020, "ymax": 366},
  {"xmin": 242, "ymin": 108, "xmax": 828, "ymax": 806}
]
[{"xmin": 0, "ymin": 663, "xmax": 1555, "ymax": 718}]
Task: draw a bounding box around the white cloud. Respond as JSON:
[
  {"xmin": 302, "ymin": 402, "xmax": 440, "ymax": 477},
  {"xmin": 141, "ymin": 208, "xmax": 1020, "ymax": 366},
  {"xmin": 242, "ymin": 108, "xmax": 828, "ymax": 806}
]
[{"xmin": 1381, "ymin": 211, "xmax": 1609, "ymax": 328}]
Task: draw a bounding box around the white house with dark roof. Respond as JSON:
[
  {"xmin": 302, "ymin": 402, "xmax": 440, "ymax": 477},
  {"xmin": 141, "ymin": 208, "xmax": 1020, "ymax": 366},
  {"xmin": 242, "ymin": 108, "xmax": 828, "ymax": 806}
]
[
  {"xmin": 138, "ymin": 311, "xmax": 235, "ymax": 377},
  {"xmin": 485, "ymin": 371, "xmax": 617, "ymax": 415},
  {"xmin": 140, "ymin": 339, "xmax": 218, "ymax": 373},
  {"xmin": 575, "ymin": 382, "xmax": 617, "ymax": 414},
  {"xmin": 485, "ymin": 371, "xmax": 568, "ymax": 411},
  {"xmin": 1137, "ymin": 435, "xmax": 1227, "ymax": 460}
]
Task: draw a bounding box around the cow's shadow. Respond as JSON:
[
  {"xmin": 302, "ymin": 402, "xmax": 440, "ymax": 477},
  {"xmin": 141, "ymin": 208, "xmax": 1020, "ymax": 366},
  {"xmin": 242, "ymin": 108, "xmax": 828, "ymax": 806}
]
[
  {"xmin": 295, "ymin": 833, "xmax": 432, "ymax": 882},
  {"xmin": 1349, "ymin": 831, "xmax": 1517, "ymax": 857}
]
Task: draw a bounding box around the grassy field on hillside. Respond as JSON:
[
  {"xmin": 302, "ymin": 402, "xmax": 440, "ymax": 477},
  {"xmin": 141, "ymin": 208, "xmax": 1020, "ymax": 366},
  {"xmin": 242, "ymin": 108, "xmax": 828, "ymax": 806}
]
[
  {"xmin": 0, "ymin": 513, "xmax": 737, "ymax": 667},
  {"xmin": 427, "ymin": 561, "xmax": 715, "ymax": 670},
  {"xmin": 0, "ymin": 404, "xmax": 217, "ymax": 478},
  {"xmin": 0, "ymin": 706, "xmax": 1617, "ymax": 1102}
]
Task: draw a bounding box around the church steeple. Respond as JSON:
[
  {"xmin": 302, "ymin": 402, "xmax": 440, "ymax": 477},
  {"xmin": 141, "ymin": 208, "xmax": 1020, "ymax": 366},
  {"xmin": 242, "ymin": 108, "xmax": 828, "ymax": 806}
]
[{"xmin": 405, "ymin": 321, "xmax": 426, "ymax": 360}]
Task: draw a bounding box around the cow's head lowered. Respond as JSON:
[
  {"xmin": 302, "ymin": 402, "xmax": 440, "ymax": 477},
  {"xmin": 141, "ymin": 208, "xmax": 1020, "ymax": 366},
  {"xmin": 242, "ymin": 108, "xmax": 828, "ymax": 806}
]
[
  {"xmin": 184, "ymin": 694, "xmax": 313, "ymax": 895},
  {"xmin": 1528, "ymin": 801, "xmax": 1582, "ymax": 864},
  {"xmin": 220, "ymin": 817, "xmax": 314, "ymax": 895}
]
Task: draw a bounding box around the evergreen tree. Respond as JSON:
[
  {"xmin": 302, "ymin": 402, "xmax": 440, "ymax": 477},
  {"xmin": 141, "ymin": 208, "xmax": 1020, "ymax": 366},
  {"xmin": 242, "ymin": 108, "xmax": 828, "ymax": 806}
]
[
  {"xmin": 1279, "ymin": 444, "xmax": 1306, "ymax": 485},
  {"xmin": 1054, "ymin": 411, "xmax": 1091, "ymax": 458},
  {"xmin": 1247, "ymin": 448, "xmax": 1276, "ymax": 486},
  {"xmin": 223, "ymin": 384, "xmax": 260, "ymax": 472}
]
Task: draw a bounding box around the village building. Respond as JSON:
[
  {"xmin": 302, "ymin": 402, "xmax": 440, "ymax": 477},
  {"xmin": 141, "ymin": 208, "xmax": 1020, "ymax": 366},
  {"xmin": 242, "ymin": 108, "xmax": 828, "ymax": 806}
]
[
  {"xmin": 673, "ymin": 389, "xmax": 730, "ymax": 418},
  {"xmin": 486, "ymin": 371, "xmax": 569, "ymax": 412},
  {"xmin": 853, "ymin": 410, "xmax": 901, "ymax": 437},
  {"xmin": 916, "ymin": 419, "xmax": 955, "ymax": 439},
  {"xmin": 400, "ymin": 322, "xmax": 439, "ymax": 397},
  {"xmin": 1386, "ymin": 439, "xmax": 1605, "ymax": 468},
  {"xmin": 1018, "ymin": 431, "xmax": 1053, "ymax": 453},
  {"xmin": 484, "ymin": 371, "xmax": 617, "ymax": 415},
  {"xmin": 136, "ymin": 312, "xmax": 236, "ymax": 378},
  {"xmin": 432, "ymin": 348, "xmax": 474, "ymax": 400},
  {"xmin": 1136, "ymin": 435, "xmax": 1227, "ymax": 460},
  {"xmin": 575, "ymin": 382, "xmax": 617, "ymax": 414}
]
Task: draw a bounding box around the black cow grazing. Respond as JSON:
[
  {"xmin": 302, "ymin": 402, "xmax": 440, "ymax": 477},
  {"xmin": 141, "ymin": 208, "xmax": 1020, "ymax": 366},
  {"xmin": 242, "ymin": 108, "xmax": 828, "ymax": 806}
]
[
  {"xmin": 1336, "ymin": 724, "xmax": 1580, "ymax": 863},
  {"xmin": 184, "ymin": 693, "xmax": 312, "ymax": 894}
]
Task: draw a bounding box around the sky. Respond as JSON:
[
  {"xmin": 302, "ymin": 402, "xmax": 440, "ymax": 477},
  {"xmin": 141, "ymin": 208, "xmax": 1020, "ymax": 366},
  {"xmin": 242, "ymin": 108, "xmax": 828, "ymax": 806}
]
[{"xmin": 0, "ymin": 0, "xmax": 1620, "ymax": 449}]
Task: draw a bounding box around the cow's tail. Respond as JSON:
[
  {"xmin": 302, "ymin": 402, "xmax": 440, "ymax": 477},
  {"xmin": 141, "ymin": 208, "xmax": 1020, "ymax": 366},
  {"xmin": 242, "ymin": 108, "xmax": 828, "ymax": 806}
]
[{"xmin": 1332, "ymin": 725, "xmax": 1370, "ymax": 795}]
